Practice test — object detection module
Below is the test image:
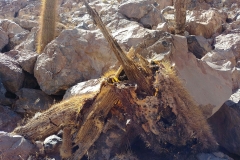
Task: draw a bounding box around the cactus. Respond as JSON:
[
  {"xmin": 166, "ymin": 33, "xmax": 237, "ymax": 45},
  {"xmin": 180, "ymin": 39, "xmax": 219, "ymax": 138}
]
[
  {"xmin": 37, "ymin": 0, "xmax": 58, "ymax": 53},
  {"xmin": 60, "ymin": 127, "xmax": 72, "ymax": 159}
]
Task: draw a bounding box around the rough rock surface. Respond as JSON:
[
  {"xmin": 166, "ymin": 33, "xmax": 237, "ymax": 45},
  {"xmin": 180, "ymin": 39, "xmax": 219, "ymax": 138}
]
[
  {"xmin": 0, "ymin": 131, "xmax": 36, "ymax": 160},
  {"xmin": 0, "ymin": 105, "xmax": 21, "ymax": 132},
  {"xmin": 208, "ymin": 89, "xmax": 240, "ymax": 156},
  {"xmin": 63, "ymin": 78, "xmax": 104, "ymax": 99},
  {"xmin": 186, "ymin": 35, "xmax": 212, "ymax": 59},
  {"xmin": 118, "ymin": 0, "xmax": 162, "ymax": 28},
  {"xmin": 44, "ymin": 135, "xmax": 62, "ymax": 153},
  {"xmin": 15, "ymin": 88, "xmax": 54, "ymax": 115},
  {"xmin": 5, "ymin": 50, "xmax": 38, "ymax": 74},
  {"xmin": 171, "ymin": 35, "xmax": 232, "ymax": 118},
  {"xmin": 34, "ymin": 29, "xmax": 117, "ymax": 95},
  {"xmin": 0, "ymin": 53, "xmax": 24, "ymax": 93},
  {"xmin": 186, "ymin": 9, "xmax": 226, "ymax": 38},
  {"xmin": 0, "ymin": 80, "xmax": 13, "ymax": 106}
]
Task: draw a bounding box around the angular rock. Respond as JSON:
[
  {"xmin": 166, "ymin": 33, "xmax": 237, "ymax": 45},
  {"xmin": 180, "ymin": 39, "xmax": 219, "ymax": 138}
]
[
  {"xmin": 15, "ymin": 88, "xmax": 54, "ymax": 115},
  {"xmin": 171, "ymin": 35, "xmax": 232, "ymax": 118},
  {"xmin": 0, "ymin": 131, "xmax": 36, "ymax": 160},
  {"xmin": 0, "ymin": 105, "xmax": 22, "ymax": 132},
  {"xmin": 118, "ymin": 0, "xmax": 162, "ymax": 28},
  {"xmin": 15, "ymin": 27, "xmax": 38, "ymax": 52},
  {"xmin": 0, "ymin": 0, "xmax": 28, "ymax": 19},
  {"xmin": 0, "ymin": 79, "xmax": 13, "ymax": 106},
  {"xmin": 186, "ymin": 9, "xmax": 227, "ymax": 38},
  {"xmin": 0, "ymin": 19, "xmax": 26, "ymax": 36},
  {"xmin": 34, "ymin": 29, "xmax": 117, "ymax": 95},
  {"xmin": 208, "ymin": 89, "xmax": 240, "ymax": 156},
  {"xmin": 5, "ymin": 50, "xmax": 38, "ymax": 74},
  {"xmin": 0, "ymin": 54, "xmax": 24, "ymax": 93},
  {"xmin": 13, "ymin": 18, "xmax": 38, "ymax": 31},
  {"xmin": 0, "ymin": 27, "xmax": 8, "ymax": 51},
  {"xmin": 186, "ymin": 35, "xmax": 211, "ymax": 59},
  {"xmin": 136, "ymin": 32, "xmax": 232, "ymax": 118},
  {"xmin": 63, "ymin": 78, "xmax": 104, "ymax": 100},
  {"xmin": 44, "ymin": 135, "xmax": 62, "ymax": 153}
]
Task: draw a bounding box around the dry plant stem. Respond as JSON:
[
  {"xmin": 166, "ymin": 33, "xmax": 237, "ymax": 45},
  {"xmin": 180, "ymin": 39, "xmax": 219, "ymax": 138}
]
[
  {"xmin": 71, "ymin": 84, "xmax": 118, "ymax": 160},
  {"xmin": 12, "ymin": 95, "xmax": 94, "ymax": 140},
  {"xmin": 60, "ymin": 127, "xmax": 72, "ymax": 159},
  {"xmin": 37, "ymin": 0, "xmax": 58, "ymax": 53},
  {"xmin": 174, "ymin": 0, "xmax": 187, "ymax": 35},
  {"xmin": 83, "ymin": 1, "xmax": 153, "ymax": 95}
]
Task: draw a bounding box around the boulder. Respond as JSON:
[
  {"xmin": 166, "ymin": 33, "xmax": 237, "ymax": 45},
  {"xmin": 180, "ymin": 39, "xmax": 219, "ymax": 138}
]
[
  {"xmin": 0, "ymin": 81, "xmax": 13, "ymax": 106},
  {"xmin": 0, "ymin": 27, "xmax": 8, "ymax": 51},
  {"xmin": 171, "ymin": 35, "xmax": 232, "ymax": 118},
  {"xmin": 0, "ymin": 19, "xmax": 28, "ymax": 50},
  {"xmin": 63, "ymin": 78, "xmax": 104, "ymax": 99},
  {"xmin": 13, "ymin": 18, "xmax": 38, "ymax": 31},
  {"xmin": 44, "ymin": 135, "xmax": 62, "ymax": 153},
  {"xmin": 186, "ymin": 35, "xmax": 212, "ymax": 59},
  {"xmin": 0, "ymin": 19, "xmax": 26, "ymax": 36},
  {"xmin": 15, "ymin": 27, "xmax": 38, "ymax": 52},
  {"xmin": 5, "ymin": 50, "xmax": 38, "ymax": 74},
  {"xmin": 208, "ymin": 89, "xmax": 240, "ymax": 156},
  {"xmin": 186, "ymin": 9, "xmax": 227, "ymax": 38},
  {"xmin": 34, "ymin": 29, "xmax": 117, "ymax": 95},
  {"xmin": 0, "ymin": 131, "xmax": 36, "ymax": 160},
  {"xmin": 136, "ymin": 32, "xmax": 231, "ymax": 118},
  {"xmin": 0, "ymin": 0, "xmax": 28, "ymax": 19},
  {"xmin": 0, "ymin": 54, "xmax": 24, "ymax": 93},
  {"xmin": 118, "ymin": 0, "xmax": 162, "ymax": 28},
  {"xmin": 15, "ymin": 88, "xmax": 54, "ymax": 115},
  {"xmin": 0, "ymin": 105, "xmax": 22, "ymax": 132}
]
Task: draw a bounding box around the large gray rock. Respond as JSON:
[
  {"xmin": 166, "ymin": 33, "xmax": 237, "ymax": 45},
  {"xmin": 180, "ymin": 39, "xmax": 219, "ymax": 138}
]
[
  {"xmin": 5, "ymin": 50, "xmax": 38, "ymax": 74},
  {"xmin": 15, "ymin": 88, "xmax": 54, "ymax": 115},
  {"xmin": 0, "ymin": 131, "xmax": 36, "ymax": 160},
  {"xmin": 186, "ymin": 9, "xmax": 227, "ymax": 38},
  {"xmin": 208, "ymin": 89, "xmax": 240, "ymax": 156},
  {"xmin": 0, "ymin": 19, "xmax": 28, "ymax": 50},
  {"xmin": 34, "ymin": 29, "xmax": 117, "ymax": 95},
  {"xmin": 0, "ymin": 0, "xmax": 28, "ymax": 19},
  {"xmin": 171, "ymin": 35, "xmax": 232, "ymax": 118},
  {"xmin": 63, "ymin": 78, "xmax": 104, "ymax": 100},
  {"xmin": 0, "ymin": 105, "xmax": 22, "ymax": 132},
  {"xmin": 0, "ymin": 54, "xmax": 24, "ymax": 93},
  {"xmin": 118, "ymin": 0, "xmax": 163, "ymax": 28}
]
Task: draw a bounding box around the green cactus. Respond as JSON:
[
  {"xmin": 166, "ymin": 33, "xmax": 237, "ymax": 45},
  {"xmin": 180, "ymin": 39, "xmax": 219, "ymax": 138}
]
[{"xmin": 37, "ymin": 0, "xmax": 58, "ymax": 53}]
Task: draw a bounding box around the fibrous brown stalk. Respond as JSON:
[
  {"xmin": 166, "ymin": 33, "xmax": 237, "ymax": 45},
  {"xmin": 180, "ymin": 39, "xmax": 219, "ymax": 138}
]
[{"xmin": 83, "ymin": 1, "xmax": 153, "ymax": 95}]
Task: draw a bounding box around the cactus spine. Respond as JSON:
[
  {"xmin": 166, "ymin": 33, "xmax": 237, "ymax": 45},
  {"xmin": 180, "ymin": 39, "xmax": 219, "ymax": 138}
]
[{"xmin": 37, "ymin": 0, "xmax": 58, "ymax": 53}]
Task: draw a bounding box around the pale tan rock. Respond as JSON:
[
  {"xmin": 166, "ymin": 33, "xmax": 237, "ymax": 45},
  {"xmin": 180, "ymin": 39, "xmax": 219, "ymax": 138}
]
[
  {"xmin": 0, "ymin": 54, "xmax": 24, "ymax": 93},
  {"xmin": 5, "ymin": 50, "xmax": 38, "ymax": 74},
  {"xmin": 171, "ymin": 35, "xmax": 232, "ymax": 118},
  {"xmin": 34, "ymin": 29, "xmax": 117, "ymax": 95},
  {"xmin": 208, "ymin": 89, "xmax": 240, "ymax": 156},
  {"xmin": 186, "ymin": 9, "xmax": 227, "ymax": 38},
  {"xmin": 0, "ymin": 131, "xmax": 36, "ymax": 160},
  {"xmin": 15, "ymin": 88, "xmax": 54, "ymax": 115}
]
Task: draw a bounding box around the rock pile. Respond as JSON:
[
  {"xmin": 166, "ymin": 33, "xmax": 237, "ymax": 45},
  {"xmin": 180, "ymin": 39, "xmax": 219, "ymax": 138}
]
[{"xmin": 0, "ymin": 0, "xmax": 239, "ymax": 159}]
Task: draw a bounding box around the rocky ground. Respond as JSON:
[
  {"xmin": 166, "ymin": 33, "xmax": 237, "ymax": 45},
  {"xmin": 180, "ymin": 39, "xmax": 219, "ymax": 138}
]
[{"xmin": 0, "ymin": 0, "xmax": 240, "ymax": 159}]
